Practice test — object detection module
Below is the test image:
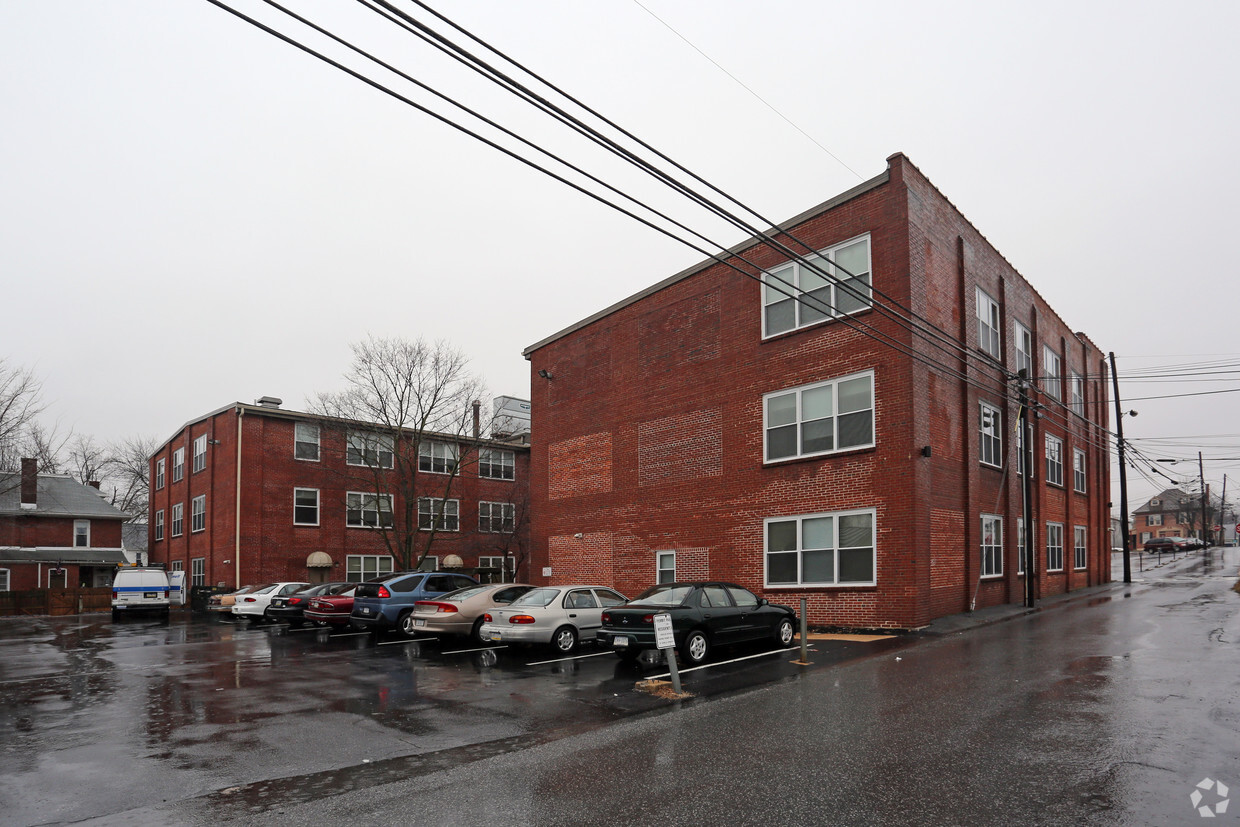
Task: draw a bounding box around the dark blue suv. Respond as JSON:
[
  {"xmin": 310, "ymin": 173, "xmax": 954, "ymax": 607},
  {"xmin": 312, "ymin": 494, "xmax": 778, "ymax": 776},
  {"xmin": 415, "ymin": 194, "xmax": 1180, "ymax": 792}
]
[{"xmin": 350, "ymin": 571, "xmax": 478, "ymax": 636}]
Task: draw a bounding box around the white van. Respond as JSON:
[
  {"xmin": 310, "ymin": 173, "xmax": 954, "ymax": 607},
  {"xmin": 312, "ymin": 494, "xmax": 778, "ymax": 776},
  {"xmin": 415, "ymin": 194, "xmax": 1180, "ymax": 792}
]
[
  {"xmin": 168, "ymin": 571, "xmax": 187, "ymax": 607},
  {"xmin": 111, "ymin": 567, "xmax": 171, "ymax": 618}
]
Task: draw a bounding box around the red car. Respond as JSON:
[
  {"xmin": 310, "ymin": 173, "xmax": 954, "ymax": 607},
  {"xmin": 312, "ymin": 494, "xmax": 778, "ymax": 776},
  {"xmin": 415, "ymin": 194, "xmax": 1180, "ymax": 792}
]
[{"xmin": 304, "ymin": 585, "xmax": 359, "ymax": 627}]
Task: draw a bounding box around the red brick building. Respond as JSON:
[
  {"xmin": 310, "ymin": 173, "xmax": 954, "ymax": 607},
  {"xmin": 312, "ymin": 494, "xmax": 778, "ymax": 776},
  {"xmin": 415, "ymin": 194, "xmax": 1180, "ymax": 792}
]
[
  {"xmin": 523, "ymin": 153, "xmax": 1111, "ymax": 629},
  {"xmin": 148, "ymin": 398, "xmax": 530, "ymax": 591},
  {"xmin": 1, "ymin": 458, "xmax": 130, "ymax": 591}
]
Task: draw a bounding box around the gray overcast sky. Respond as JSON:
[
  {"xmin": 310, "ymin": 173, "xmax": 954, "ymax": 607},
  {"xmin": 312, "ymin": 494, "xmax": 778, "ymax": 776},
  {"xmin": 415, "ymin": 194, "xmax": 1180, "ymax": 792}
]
[{"xmin": 3, "ymin": 1, "xmax": 1238, "ymax": 511}]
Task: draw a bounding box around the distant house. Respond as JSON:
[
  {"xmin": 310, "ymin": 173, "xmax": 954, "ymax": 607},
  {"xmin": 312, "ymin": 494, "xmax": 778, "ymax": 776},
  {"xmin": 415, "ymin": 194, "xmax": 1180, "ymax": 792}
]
[
  {"xmin": 0, "ymin": 459, "xmax": 131, "ymax": 590},
  {"xmin": 1132, "ymin": 487, "xmax": 1225, "ymax": 544}
]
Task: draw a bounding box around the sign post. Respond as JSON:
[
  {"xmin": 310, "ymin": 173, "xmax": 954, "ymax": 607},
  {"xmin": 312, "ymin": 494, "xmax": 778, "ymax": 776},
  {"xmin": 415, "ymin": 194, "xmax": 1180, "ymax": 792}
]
[{"xmin": 654, "ymin": 613, "xmax": 681, "ymax": 695}]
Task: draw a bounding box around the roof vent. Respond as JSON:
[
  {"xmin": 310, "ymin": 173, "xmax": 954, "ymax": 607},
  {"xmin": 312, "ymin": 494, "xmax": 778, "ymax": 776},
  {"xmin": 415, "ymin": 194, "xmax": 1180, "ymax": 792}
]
[{"xmin": 256, "ymin": 396, "xmax": 283, "ymax": 408}]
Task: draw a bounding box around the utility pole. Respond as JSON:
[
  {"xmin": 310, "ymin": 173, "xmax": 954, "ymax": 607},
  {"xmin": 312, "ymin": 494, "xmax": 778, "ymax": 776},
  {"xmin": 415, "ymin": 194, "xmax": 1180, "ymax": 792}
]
[
  {"xmin": 1220, "ymin": 475, "xmax": 1228, "ymax": 547},
  {"xmin": 1109, "ymin": 353, "xmax": 1132, "ymax": 583},
  {"xmin": 1018, "ymin": 369, "xmax": 1036, "ymax": 606},
  {"xmin": 1199, "ymin": 451, "xmax": 1209, "ymax": 548}
]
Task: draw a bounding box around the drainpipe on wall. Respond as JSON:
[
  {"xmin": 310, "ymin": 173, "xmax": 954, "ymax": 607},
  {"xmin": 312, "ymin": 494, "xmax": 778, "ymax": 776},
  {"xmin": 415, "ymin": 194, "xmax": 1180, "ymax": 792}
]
[{"xmin": 234, "ymin": 407, "xmax": 244, "ymax": 589}]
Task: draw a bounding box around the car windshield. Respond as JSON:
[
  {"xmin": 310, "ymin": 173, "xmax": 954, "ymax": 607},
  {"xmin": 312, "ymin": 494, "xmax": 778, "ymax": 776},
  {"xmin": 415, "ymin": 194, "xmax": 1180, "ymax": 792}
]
[
  {"xmin": 509, "ymin": 588, "xmax": 561, "ymax": 608},
  {"xmin": 632, "ymin": 585, "xmax": 694, "ymax": 607},
  {"xmin": 442, "ymin": 585, "xmax": 492, "ymax": 602},
  {"xmin": 252, "ymin": 584, "xmax": 277, "ymax": 594},
  {"xmin": 328, "ymin": 583, "xmax": 356, "ymax": 595}
]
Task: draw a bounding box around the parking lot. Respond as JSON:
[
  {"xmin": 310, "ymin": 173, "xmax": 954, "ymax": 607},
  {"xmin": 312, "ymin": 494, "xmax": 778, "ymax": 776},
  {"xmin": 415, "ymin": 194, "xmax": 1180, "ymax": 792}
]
[{"xmin": 0, "ymin": 611, "xmax": 909, "ymax": 825}]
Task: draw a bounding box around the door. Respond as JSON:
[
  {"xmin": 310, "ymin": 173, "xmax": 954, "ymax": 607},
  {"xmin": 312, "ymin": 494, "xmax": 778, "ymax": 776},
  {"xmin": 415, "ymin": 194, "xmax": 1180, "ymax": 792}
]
[
  {"xmin": 563, "ymin": 589, "xmax": 602, "ymax": 639},
  {"xmin": 697, "ymin": 584, "xmax": 743, "ymax": 644}
]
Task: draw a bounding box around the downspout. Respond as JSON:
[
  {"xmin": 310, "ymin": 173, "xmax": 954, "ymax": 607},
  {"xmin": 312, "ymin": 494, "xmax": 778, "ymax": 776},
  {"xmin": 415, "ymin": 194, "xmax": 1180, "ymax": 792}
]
[{"xmin": 234, "ymin": 406, "xmax": 244, "ymax": 589}]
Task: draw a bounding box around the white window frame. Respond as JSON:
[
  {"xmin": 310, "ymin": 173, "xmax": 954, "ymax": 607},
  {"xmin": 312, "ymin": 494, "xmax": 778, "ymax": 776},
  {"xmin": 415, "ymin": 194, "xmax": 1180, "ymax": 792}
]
[
  {"xmin": 171, "ymin": 502, "xmax": 184, "ymax": 538},
  {"xmin": 764, "ymin": 508, "xmax": 877, "ymax": 587},
  {"xmin": 1016, "ymin": 420, "xmax": 1033, "ymax": 478},
  {"xmin": 347, "ymin": 554, "xmax": 394, "ymax": 581},
  {"xmin": 764, "ymin": 370, "xmax": 876, "ymax": 463},
  {"xmin": 418, "ymin": 440, "xmax": 459, "ymax": 474},
  {"xmin": 1147, "ymin": 514, "xmax": 1163, "ymax": 527},
  {"xmin": 172, "ymin": 448, "xmax": 185, "ymax": 483},
  {"xmin": 346, "ymin": 431, "xmax": 394, "ymax": 469},
  {"xmin": 1017, "ymin": 518, "xmax": 1028, "ymax": 575},
  {"xmin": 191, "ymin": 557, "xmax": 206, "ymax": 587},
  {"xmin": 479, "ymin": 448, "xmax": 515, "ymax": 480},
  {"xmin": 1045, "ymin": 435, "xmax": 1064, "ymax": 487},
  {"xmin": 192, "ymin": 434, "xmax": 207, "ymax": 474},
  {"xmin": 1073, "ymin": 448, "xmax": 1087, "ymax": 493},
  {"xmin": 417, "ymin": 555, "xmax": 441, "ymax": 572},
  {"xmin": 0, "ymin": 569, "xmax": 9, "ymax": 592},
  {"xmin": 976, "ymin": 288, "xmax": 1001, "ymax": 360},
  {"xmin": 293, "ymin": 488, "xmax": 320, "ymax": 526},
  {"xmin": 169, "ymin": 560, "xmax": 183, "ymax": 572},
  {"xmin": 762, "ymin": 234, "xmax": 872, "ymax": 338},
  {"xmin": 419, "ymin": 497, "xmax": 460, "ymax": 532},
  {"xmin": 979, "ymin": 402, "xmax": 1002, "ymax": 469},
  {"xmin": 155, "ymin": 458, "xmax": 165, "ymax": 490},
  {"xmin": 1140, "ymin": 531, "xmax": 1152, "ymax": 543},
  {"xmin": 1046, "ymin": 522, "xmax": 1064, "ymax": 572},
  {"xmin": 346, "ymin": 492, "xmax": 393, "ymax": 529},
  {"xmin": 981, "ymin": 514, "xmax": 1003, "ymax": 578},
  {"xmin": 656, "ymin": 550, "xmax": 676, "ymax": 584},
  {"xmin": 479, "ymin": 555, "xmax": 515, "ymax": 574},
  {"xmin": 154, "ymin": 509, "xmax": 165, "ymax": 541},
  {"xmin": 1042, "ymin": 345, "xmax": 1062, "ymax": 399},
  {"xmin": 478, "ymin": 501, "xmax": 515, "ymax": 533},
  {"xmin": 295, "ymin": 422, "xmax": 320, "ymax": 462},
  {"xmin": 191, "ymin": 495, "xmax": 206, "ymax": 533},
  {"xmin": 1014, "ymin": 322, "xmax": 1033, "ymax": 379},
  {"xmin": 1070, "ymin": 373, "xmax": 1085, "ymax": 417},
  {"xmin": 1074, "ymin": 526, "xmax": 1087, "ymax": 570},
  {"xmin": 74, "ymin": 519, "xmax": 90, "ymax": 548}
]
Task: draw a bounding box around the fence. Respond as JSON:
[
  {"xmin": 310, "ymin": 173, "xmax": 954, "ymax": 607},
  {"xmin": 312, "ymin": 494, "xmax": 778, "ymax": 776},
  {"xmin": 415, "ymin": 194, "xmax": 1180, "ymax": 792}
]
[{"xmin": 0, "ymin": 587, "xmax": 113, "ymax": 617}]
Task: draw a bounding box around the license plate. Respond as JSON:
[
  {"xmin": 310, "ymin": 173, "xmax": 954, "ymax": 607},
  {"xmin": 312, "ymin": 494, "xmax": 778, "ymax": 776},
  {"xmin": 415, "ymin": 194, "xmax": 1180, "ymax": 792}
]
[
  {"xmin": 144, "ymin": 592, "xmax": 157, "ymax": 599},
  {"xmin": 415, "ymin": 619, "xmax": 426, "ymax": 627},
  {"xmin": 613, "ymin": 637, "xmax": 628, "ymax": 647},
  {"xmin": 490, "ymin": 633, "xmax": 502, "ymax": 642}
]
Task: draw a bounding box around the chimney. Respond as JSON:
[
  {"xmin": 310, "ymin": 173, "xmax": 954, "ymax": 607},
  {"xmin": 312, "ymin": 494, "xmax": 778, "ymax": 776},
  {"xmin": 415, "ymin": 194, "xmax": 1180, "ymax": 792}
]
[
  {"xmin": 88, "ymin": 480, "xmax": 101, "ymax": 489},
  {"xmin": 472, "ymin": 400, "xmax": 481, "ymax": 439},
  {"xmin": 20, "ymin": 458, "xmax": 37, "ymax": 509},
  {"xmin": 255, "ymin": 396, "xmax": 283, "ymax": 409}
]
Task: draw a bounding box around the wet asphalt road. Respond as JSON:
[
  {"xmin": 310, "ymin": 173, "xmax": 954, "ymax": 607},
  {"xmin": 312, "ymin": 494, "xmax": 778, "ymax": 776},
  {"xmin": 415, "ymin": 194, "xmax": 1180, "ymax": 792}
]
[{"xmin": 3, "ymin": 550, "xmax": 1238, "ymax": 826}]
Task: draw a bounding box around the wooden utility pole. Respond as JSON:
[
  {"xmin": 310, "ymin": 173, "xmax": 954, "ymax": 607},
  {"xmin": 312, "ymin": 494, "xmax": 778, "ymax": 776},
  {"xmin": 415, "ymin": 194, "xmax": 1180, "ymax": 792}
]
[{"xmin": 1109, "ymin": 353, "xmax": 1132, "ymax": 583}]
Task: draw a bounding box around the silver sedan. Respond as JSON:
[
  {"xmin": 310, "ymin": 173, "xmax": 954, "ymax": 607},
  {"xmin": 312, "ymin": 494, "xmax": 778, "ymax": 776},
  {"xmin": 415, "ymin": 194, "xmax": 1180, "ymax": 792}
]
[
  {"xmin": 410, "ymin": 583, "xmax": 535, "ymax": 643},
  {"xmin": 479, "ymin": 585, "xmax": 627, "ymax": 653}
]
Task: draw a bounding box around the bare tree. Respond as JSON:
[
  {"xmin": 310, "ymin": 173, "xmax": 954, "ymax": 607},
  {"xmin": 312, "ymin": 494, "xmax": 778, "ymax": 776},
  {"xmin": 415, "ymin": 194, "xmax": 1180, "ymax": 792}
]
[
  {"xmin": 103, "ymin": 435, "xmax": 159, "ymax": 520},
  {"xmin": 310, "ymin": 336, "xmax": 489, "ymax": 571},
  {"xmin": 0, "ymin": 359, "xmax": 48, "ymax": 477}
]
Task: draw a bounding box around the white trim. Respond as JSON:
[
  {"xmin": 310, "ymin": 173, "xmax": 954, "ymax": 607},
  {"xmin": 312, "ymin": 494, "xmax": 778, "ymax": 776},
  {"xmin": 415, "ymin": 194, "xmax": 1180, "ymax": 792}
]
[
  {"xmin": 761, "ymin": 233, "xmax": 873, "ymax": 339},
  {"xmin": 0, "ymin": 568, "xmax": 9, "ymax": 592},
  {"xmin": 190, "ymin": 495, "xmax": 206, "ymax": 533},
  {"xmin": 294, "ymin": 422, "xmax": 321, "ymax": 462},
  {"xmin": 763, "ymin": 369, "xmax": 876, "ymax": 464},
  {"xmin": 980, "ymin": 513, "xmax": 1003, "ymax": 578},
  {"xmin": 1073, "ymin": 525, "xmax": 1088, "ymax": 571},
  {"xmin": 975, "ymin": 287, "xmax": 1001, "ymax": 360},
  {"xmin": 1046, "ymin": 522, "xmax": 1065, "ymax": 572},
  {"xmin": 979, "ymin": 401, "xmax": 1003, "ymax": 469},
  {"xmin": 764, "ymin": 507, "xmax": 877, "ymax": 587},
  {"xmin": 346, "ymin": 491, "xmax": 393, "ymax": 529},
  {"xmin": 656, "ymin": 550, "xmax": 676, "ymax": 584},
  {"xmin": 74, "ymin": 519, "xmax": 91, "ymax": 548},
  {"xmin": 293, "ymin": 487, "xmax": 320, "ymax": 526}
]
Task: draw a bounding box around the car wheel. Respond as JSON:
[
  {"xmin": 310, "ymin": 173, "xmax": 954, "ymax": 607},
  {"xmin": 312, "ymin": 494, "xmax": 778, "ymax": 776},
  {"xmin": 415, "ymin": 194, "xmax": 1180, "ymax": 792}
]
[
  {"xmin": 399, "ymin": 610, "xmax": 418, "ymax": 637},
  {"xmin": 775, "ymin": 617, "xmax": 796, "ymax": 647},
  {"xmin": 683, "ymin": 630, "xmax": 710, "ymax": 664},
  {"xmin": 552, "ymin": 625, "xmax": 578, "ymax": 654},
  {"xmin": 471, "ymin": 617, "xmax": 487, "ymax": 644}
]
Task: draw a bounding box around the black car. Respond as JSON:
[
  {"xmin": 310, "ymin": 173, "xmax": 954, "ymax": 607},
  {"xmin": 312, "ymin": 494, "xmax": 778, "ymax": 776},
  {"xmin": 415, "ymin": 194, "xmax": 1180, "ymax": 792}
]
[
  {"xmin": 596, "ymin": 582, "xmax": 797, "ymax": 665},
  {"xmin": 266, "ymin": 582, "xmax": 355, "ymax": 626}
]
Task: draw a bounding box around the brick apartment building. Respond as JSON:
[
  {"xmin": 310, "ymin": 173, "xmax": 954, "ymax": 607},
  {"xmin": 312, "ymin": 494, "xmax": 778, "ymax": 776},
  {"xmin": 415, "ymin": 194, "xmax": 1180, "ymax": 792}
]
[
  {"xmin": 523, "ymin": 152, "xmax": 1111, "ymax": 629},
  {"xmin": 1, "ymin": 458, "xmax": 130, "ymax": 591},
  {"xmin": 148, "ymin": 398, "xmax": 530, "ymax": 591},
  {"xmin": 1132, "ymin": 487, "xmax": 1226, "ymax": 546}
]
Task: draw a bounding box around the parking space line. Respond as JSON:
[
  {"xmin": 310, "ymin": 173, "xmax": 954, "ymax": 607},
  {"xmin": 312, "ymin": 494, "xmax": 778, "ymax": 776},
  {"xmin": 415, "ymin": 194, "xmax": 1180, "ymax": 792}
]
[
  {"xmin": 525, "ymin": 651, "xmax": 616, "ymax": 666},
  {"xmin": 440, "ymin": 644, "xmax": 507, "ymax": 654},
  {"xmin": 646, "ymin": 646, "xmax": 795, "ymax": 679},
  {"xmin": 377, "ymin": 637, "xmax": 438, "ymax": 646},
  {"xmin": 286, "ymin": 627, "xmax": 322, "ymax": 633},
  {"xmin": 328, "ymin": 632, "xmax": 371, "ymax": 638}
]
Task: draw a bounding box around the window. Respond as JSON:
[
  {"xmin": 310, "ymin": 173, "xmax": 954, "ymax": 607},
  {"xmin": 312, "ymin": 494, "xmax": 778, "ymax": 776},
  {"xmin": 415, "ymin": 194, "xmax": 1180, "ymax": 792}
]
[
  {"xmin": 1014, "ymin": 322, "xmax": 1033, "ymax": 379},
  {"xmin": 295, "ymin": 422, "xmax": 320, "ymax": 461},
  {"xmin": 1045, "ymin": 435, "xmax": 1064, "ymax": 486},
  {"xmin": 191, "ymin": 496, "xmax": 206, "ymax": 533},
  {"xmin": 191, "ymin": 557, "xmax": 205, "ymax": 587},
  {"xmin": 762, "ymin": 235, "xmax": 872, "ymax": 337},
  {"xmin": 155, "ymin": 458, "xmax": 165, "ymax": 490},
  {"xmin": 346, "ymin": 492, "xmax": 393, "ymax": 528},
  {"xmin": 765, "ymin": 509, "xmax": 876, "ymax": 587},
  {"xmin": 192, "ymin": 435, "xmax": 207, "ymax": 474},
  {"xmin": 764, "ymin": 371, "xmax": 875, "ymax": 462},
  {"xmin": 1074, "ymin": 526, "xmax": 1087, "ymax": 570},
  {"xmin": 347, "ymin": 554, "xmax": 394, "ymax": 580},
  {"xmin": 478, "ymin": 501, "xmax": 515, "ymax": 533},
  {"xmin": 154, "ymin": 510, "xmax": 165, "ymax": 541},
  {"xmin": 172, "ymin": 448, "xmax": 185, "ymax": 482},
  {"xmin": 171, "ymin": 503, "xmax": 184, "ymax": 537},
  {"xmin": 1016, "ymin": 420, "xmax": 1031, "ymax": 478},
  {"xmin": 1042, "ymin": 345, "xmax": 1062, "ymax": 399},
  {"xmin": 1017, "ymin": 518, "xmax": 1028, "ymax": 575},
  {"xmin": 976, "ymin": 288, "xmax": 1001, "ymax": 360},
  {"xmin": 1070, "ymin": 373, "xmax": 1085, "ymax": 417},
  {"xmin": 293, "ymin": 488, "xmax": 319, "ymax": 526},
  {"xmin": 419, "ymin": 498, "xmax": 459, "ymax": 531},
  {"xmin": 1140, "ymin": 531, "xmax": 1151, "ymax": 543},
  {"xmin": 1073, "ymin": 448, "xmax": 1087, "ymax": 493},
  {"xmin": 347, "ymin": 431, "xmax": 394, "ymax": 469},
  {"xmin": 169, "ymin": 560, "xmax": 183, "ymax": 572},
  {"xmin": 1046, "ymin": 522, "xmax": 1064, "ymax": 572},
  {"xmin": 479, "ymin": 556, "xmax": 515, "ymax": 574},
  {"xmin": 979, "ymin": 403, "xmax": 1002, "ymax": 468},
  {"xmin": 1147, "ymin": 514, "xmax": 1163, "ymax": 527},
  {"xmin": 419, "ymin": 441, "xmax": 458, "ymax": 474},
  {"xmin": 0, "ymin": 569, "xmax": 9, "ymax": 592},
  {"xmin": 479, "ymin": 448, "xmax": 515, "ymax": 480},
  {"xmin": 981, "ymin": 515, "xmax": 1003, "ymax": 577},
  {"xmin": 657, "ymin": 550, "xmax": 676, "ymax": 584},
  {"xmin": 74, "ymin": 520, "xmax": 90, "ymax": 548},
  {"xmin": 418, "ymin": 557, "xmax": 441, "ymax": 573}
]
